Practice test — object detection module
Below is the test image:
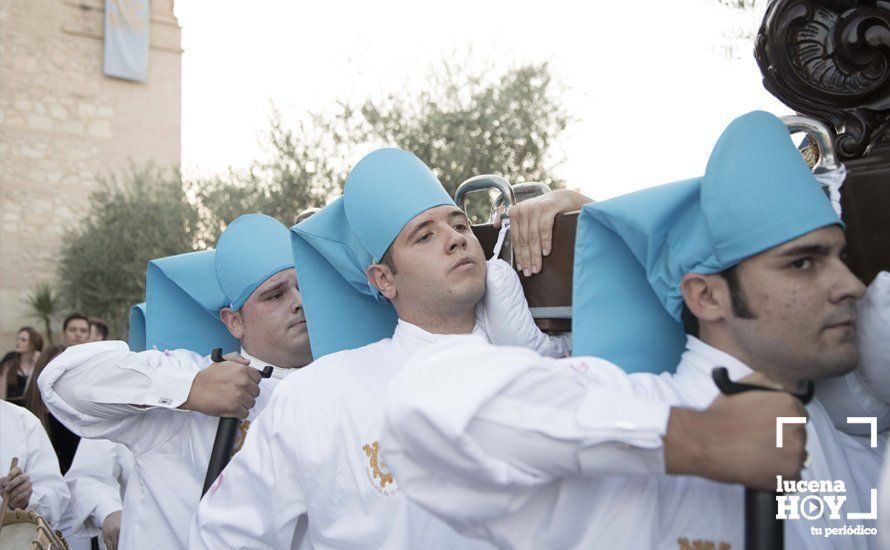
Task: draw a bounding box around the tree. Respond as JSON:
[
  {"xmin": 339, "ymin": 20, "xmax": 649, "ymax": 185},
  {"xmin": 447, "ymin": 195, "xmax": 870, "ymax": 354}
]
[
  {"xmin": 711, "ymin": 0, "xmax": 766, "ymax": 59},
  {"xmin": 192, "ymin": 61, "xmax": 568, "ymax": 233},
  {"xmin": 189, "ymin": 110, "xmax": 341, "ymax": 247},
  {"xmin": 715, "ymin": 0, "xmax": 760, "ymax": 8},
  {"xmin": 58, "ymin": 166, "xmax": 199, "ymax": 337},
  {"xmin": 58, "ymin": 61, "xmax": 569, "ymax": 336},
  {"xmin": 328, "ymin": 61, "xmax": 568, "ymax": 221},
  {"xmin": 24, "ymin": 282, "xmax": 61, "ymax": 345}
]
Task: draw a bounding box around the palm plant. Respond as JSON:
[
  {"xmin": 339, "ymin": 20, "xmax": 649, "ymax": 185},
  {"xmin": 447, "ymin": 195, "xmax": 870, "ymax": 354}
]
[{"xmin": 25, "ymin": 282, "xmax": 61, "ymax": 345}]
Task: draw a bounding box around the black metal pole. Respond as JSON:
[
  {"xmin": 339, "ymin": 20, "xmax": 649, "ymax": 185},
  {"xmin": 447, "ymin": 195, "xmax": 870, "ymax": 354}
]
[
  {"xmin": 745, "ymin": 487, "xmax": 782, "ymax": 550},
  {"xmin": 201, "ymin": 348, "xmax": 272, "ymax": 496},
  {"xmin": 711, "ymin": 367, "xmax": 813, "ymax": 550}
]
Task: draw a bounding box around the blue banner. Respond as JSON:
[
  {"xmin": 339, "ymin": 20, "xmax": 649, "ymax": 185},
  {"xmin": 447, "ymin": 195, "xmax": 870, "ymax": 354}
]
[{"xmin": 104, "ymin": 0, "xmax": 150, "ymax": 83}]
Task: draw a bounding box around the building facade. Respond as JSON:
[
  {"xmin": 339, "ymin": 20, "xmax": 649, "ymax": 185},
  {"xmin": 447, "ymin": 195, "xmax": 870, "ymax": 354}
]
[{"xmin": 0, "ymin": 0, "xmax": 181, "ymax": 345}]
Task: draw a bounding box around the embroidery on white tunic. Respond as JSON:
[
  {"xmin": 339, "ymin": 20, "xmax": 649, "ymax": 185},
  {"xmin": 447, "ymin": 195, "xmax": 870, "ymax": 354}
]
[{"xmin": 362, "ymin": 440, "xmax": 400, "ymax": 496}]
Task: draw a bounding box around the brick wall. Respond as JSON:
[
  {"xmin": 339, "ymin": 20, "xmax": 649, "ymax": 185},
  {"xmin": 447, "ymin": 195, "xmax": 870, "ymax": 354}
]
[{"xmin": 0, "ymin": 0, "xmax": 181, "ymax": 345}]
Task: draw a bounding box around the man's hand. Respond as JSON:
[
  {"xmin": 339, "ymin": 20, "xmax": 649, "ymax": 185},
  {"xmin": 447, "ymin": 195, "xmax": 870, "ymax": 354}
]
[
  {"xmin": 102, "ymin": 510, "xmax": 122, "ymax": 550},
  {"xmin": 493, "ymin": 188, "xmax": 592, "ymax": 277},
  {"xmin": 664, "ymin": 391, "xmax": 807, "ymax": 490},
  {"xmin": 0, "ymin": 467, "xmax": 33, "ymax": 510},
  {"xmin": 181, "ymin": 353, "xmax": 260, "ymax": 419}
]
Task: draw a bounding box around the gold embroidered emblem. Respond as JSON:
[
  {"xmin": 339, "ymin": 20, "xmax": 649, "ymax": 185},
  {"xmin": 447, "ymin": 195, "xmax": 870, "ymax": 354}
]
[
  {"xmin": 677, "ymin": 538, "xmax": 731, "ymax": 550},
  {"xmin": 232, "ymin": 420, "xmax": 251, "ymax": 456},
  {"xmin": 362, "ymin": 440, "xmax": 394, "ymax": 488}
]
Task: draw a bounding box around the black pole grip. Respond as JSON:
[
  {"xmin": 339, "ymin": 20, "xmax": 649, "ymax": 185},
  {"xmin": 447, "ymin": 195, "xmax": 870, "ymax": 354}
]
[
  {"xmin": 202, "ymin": 417, "xmax": 240, "ymax": 496},
  {"xmin": 745, "ymin": 487, "xmax": 783, "ymax": 550},
  {"xmin": 201, "ymin": 348, "xmax": 273, "ymax": 497},
  {"xmin": 711, "ymin": 367, "xmax": 810, "ymax": 550}
]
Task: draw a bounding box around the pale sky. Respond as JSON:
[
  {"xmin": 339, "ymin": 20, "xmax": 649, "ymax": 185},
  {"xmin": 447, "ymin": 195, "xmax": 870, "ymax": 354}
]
[{"xmin": 174, "ymin": 0, "xmax": 785, "ymax": 201}]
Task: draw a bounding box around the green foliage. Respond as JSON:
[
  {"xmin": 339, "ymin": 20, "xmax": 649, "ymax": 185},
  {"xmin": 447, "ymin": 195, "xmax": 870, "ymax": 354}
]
[
  {"xmin": 189, "ymin": 110, "xmax": 341, "ymax": 247},
  {"xmin": 360, "ymin": 62, "xmax": 565, "ymax": 192},
  {"xmin": 715, "ymin": 0, "xmax": 760, "ymax": 9},
  {"xmin": 57, "ymin": 166, "xmax": 198, "ymax": 336},
  {"xmin": 328, "ymin": 61, "xmax": 568, "ymax": 221},
  {"xmin": 24, "ymin": 282, "xmax": 61, "ymax": 345},
  {"xmin": 192, "ymin": 61, "xmax": 568, "ymax": 233},
  {"xmin": 58, "ymin": 61, "xmax": 569, "ymax": 336}
]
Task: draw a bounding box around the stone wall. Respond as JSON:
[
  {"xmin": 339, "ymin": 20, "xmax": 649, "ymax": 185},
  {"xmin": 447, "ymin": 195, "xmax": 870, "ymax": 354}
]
[{"xmin": 0, "ymin": 0, "xmax": 181, "ymax": 345}]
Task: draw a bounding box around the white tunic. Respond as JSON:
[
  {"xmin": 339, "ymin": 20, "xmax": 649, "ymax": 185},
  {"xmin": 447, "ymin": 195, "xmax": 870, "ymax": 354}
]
[
  {"xmin": 37, "ymin": 342, "xmax": 290, "ymax": 550},
  {"xmin": 0, "ymin": 399, "xmax": 70, "ymax": 525},
  {"xmin": 190, "ymin": 316, "xmax": 678, "ymax": 550},
  {"xmin": 384, "ymin": 336, "xmax": 884, "ymax": 549},
  {"xmin": 60, "ymin": 439, "xmax": 135, "ymax": 548},
  {"xmin": 190, "ymin": 321, "xmax": 496, "ymax": 550}
]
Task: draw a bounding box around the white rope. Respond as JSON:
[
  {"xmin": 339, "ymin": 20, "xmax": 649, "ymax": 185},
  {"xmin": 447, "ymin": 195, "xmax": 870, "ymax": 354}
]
[
  {"xmin": 491, "ymin": 218, "xmax": 510, "ymax": 260},
  {"xmin": 814, "ymin": 164, "xmax": 846, "ymax": 218}
]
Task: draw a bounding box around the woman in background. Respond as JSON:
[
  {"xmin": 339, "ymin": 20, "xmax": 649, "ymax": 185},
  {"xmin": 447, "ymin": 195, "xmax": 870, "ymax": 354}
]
[
  {"xmin": 1, "ymin": 326, "xmax": 44, "ymax": 402},
  {"xmin": 24, "ymin": 344, "xmax": 80, "ymax": 474}
]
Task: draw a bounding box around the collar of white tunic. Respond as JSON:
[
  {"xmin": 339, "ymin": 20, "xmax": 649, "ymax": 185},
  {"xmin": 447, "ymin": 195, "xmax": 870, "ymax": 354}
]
[
  {"xmin": 391, "ymin": 319, "xmax": 489, "ymax": 358},
  {"xmin": 239, "ymin": 348, "xmax": 292, "ymax": 380},
  {"xmin": 676, "ymin": 335, "xmax": 754, "ymax": 407}
]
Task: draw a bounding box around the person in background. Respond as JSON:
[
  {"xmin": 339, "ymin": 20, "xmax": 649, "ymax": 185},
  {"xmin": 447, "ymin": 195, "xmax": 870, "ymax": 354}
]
[
  {"xmin": 24, "ymin": 345, "xmax": 80, "ymax": 474},
  {"xmin": 61, "ymin": 438, "xmax": 135, "ymax": 550},
  {"xmin": 62, "ymin": 314, "xmax": 91, "ymax": 346},
  {"xmin": 0, "ymin": 397, "xmax": 70, "ymax": 526},
  {"xmin": 40, "ymin": 214, "xmax": 310, "ymax": 550},
  {"xmin": 1, "ymin": 326, "xmax": 44, "ymax": 403},
  {"xmin": 89, "ymin": 318, "xmax": 109, "ymax": 342}
]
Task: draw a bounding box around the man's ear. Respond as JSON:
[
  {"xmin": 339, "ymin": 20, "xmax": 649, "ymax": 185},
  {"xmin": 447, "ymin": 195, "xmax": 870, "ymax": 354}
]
[
  {"xmin": 680, "ymin": 273, "xmax": 728, "ymax": 324},
  {"xmin": 219, "ymin": 307, "xmax": 245, "ymax": 340},
  {"xmin": 367, "ymin": 264, "xmax": 397, "ymax": 301}
]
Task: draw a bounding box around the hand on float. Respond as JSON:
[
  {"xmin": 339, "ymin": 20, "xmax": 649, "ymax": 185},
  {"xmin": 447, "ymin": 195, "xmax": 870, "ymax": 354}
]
[
  {"xmin": 664, "ymin": 390, "xmax": 808, "ymax": 491},
  {"xmin": 181, "ymin": 352, "xmax": 260, "ymax": 419},
  {"xmin": 493, "ymin": 189, "xmax": 592, "ymax": 277},
  {"xmin": 0, "ymin": 466, "xmax": 33, "ymax": 510},
  {"xmin": 103, "ymin": 510, "xmax": 122, "ymax": 550}
]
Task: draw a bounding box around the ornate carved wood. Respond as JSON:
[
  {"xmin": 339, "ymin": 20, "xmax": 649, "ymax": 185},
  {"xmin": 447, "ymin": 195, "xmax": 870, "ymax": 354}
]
[{"xmin": 756, "ymin": 0, "xmax": 890, "ymax": 283}]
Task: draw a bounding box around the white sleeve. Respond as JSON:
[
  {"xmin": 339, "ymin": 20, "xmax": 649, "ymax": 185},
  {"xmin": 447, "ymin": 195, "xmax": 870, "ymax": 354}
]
[
  {"xmin": 21, "ymin": 410, "xmax": 70, "ymax": 526},
  {"xmin": 60, "ymin": 439, "xmax": 126, "ymax": 538},
  {"xmin": 817, "ymin": 271, "xmax": 890, "ymax": 434},
  {"xmin": 382, "ymin": 336, "xmax": 670, "ymax": 533},
  {"xmin": 477, "ymin": 259, "xmax": 571, "ymax": 357},
  {"xmin": 38, "ymin": 341, "xmax": 202, "ymax": 449},
  {"xmin": 190, "ymin": 377, "xmax": 309, "ymax": 550},
  {"xmin": 880, "ymin": 448, "xmax": 890, "ymax": 549}
]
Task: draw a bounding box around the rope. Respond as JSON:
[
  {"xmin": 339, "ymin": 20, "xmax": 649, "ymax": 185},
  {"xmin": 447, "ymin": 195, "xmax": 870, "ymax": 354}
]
[
  {"xmin": 491, "ymin": 218, "xmax": 510, "ymax": 260},
  {"xmin": 814, "ymin": 164, "xmax": 846, "ymax": 218}
]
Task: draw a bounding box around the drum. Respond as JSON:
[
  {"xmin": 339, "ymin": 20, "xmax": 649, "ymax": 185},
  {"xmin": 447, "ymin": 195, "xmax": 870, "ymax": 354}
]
[{"xmin": 0, "ymin": 509, "xmax": 68, "ymax": 550}]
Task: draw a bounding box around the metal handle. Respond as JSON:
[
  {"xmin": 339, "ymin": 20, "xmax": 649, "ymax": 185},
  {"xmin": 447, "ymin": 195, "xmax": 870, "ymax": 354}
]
[
  {"xmin": 454, "ymin": 175, "xmax": 517, "ymax": 263},
  {"xmin": 712, "ymin": 367, "xmax": 814, "ymax": 404},
  {"xmin": 491, "ymin": 182, "xmax": 552, "ymax": 220},
  {"xmin": 780, "ymin": 114, "xmax": 841, "ymax": 174},
  {"xmin": 454, "ymin": 175, "xmax": 516, "ymax": 217}
]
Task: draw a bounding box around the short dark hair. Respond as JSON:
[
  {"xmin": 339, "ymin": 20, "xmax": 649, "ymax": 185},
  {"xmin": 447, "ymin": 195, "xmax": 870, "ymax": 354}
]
[
  {"xmin": 379, "ymin": 246, "xmax": 398, "ymax": 275},
  {"xmin": 681, "ymin": 265, "xmax": 755, "ymax": 337},
  {"xmin": 89, "ymin": 317, "xmax": 109, "ymax": 340},
  {"xmin": 63, "ymin": 313, "xmax": 89, "ymax": 331}
]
